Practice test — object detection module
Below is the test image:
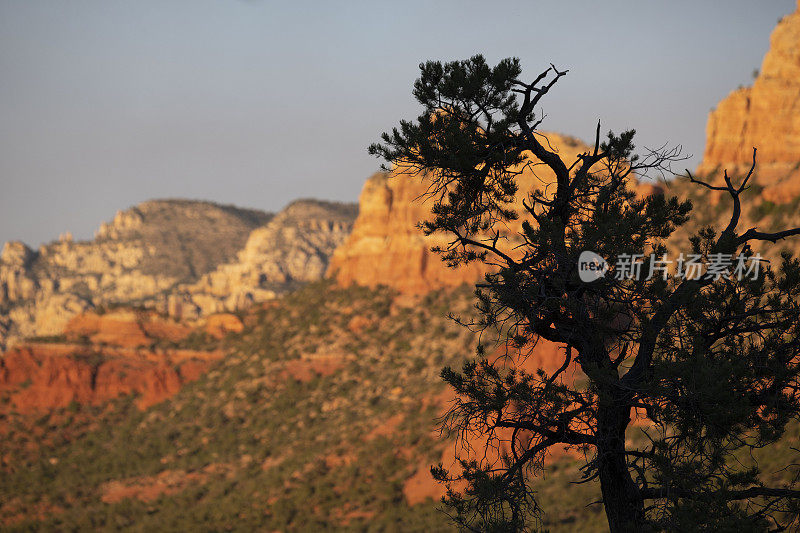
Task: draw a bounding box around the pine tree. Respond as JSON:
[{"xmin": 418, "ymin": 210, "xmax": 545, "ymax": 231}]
[{"xmin": 370, "ymin": 55, "xmax": 800, "ymax": 532}]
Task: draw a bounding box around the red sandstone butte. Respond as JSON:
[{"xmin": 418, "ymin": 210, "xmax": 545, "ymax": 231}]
[{"xmin": 697, "ymin": 1, "xmax": 800, "ymax": 203}]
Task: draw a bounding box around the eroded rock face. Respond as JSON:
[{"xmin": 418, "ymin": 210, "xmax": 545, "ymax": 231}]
[
  {"xmin": 0, "ymin": 199, "xmax": 357, "ymax": 349},
  {"xmin": 329, "ymin": 133, "xmax": 632, "ymax": 293},
  {"xmin": 0, "ymin": 242, "xmax": 37, "ymax": 304},
  {"xmin": 203, "ymin": 314, "xmax": 245, "ymax": 340},
  {"xmin": 0, "ymin": 200, "xmax": 268, "ymax": 350},
  {"xmin": 697, "ymin": 1, "xmax": 800, "ymax": 202},
  {"xmin": 0, "ymin": 346, "xmax": 219, "ymax": 412},
  {"xmin": 328, "ymin": 171, "xmax": 488, "ymax": 294},
  {"xmin": 64, "ymin": 309, "xmax": 193, "ymax": 348}
]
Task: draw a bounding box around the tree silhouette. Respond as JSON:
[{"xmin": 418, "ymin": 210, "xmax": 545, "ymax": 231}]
[{"xmin": 370, "ymin": 55, "xmax": 800, "ymax": 532}]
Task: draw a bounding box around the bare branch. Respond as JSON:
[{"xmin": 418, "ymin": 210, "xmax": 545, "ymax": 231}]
[{"xmin": 737, "ymin": 227, "xmax": 800, "ymax": 245}]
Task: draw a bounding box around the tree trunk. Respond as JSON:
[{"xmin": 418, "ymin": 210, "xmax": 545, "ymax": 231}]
[{"xmin": 597, "ymin": 400, "xmax": 647, "ymax": 532}]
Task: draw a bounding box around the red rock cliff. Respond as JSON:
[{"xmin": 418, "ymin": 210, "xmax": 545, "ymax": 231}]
[
  {"xmin": 0, "ymin": 310, "xmax": 223, "ymax": 412},
  {"xmin": 328, "ymin": 133, "xmax": 655, "ymax": 293},
  {"xmin": 697, "ymin": 1, "xmax": 800, "ymax": 202},
  {"xmin": 328, "ymin": 170, "xmax": 486, "ymax": 294}
]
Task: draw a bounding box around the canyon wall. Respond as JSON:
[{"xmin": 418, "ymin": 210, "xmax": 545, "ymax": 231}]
[
  {"xmin": 696, "ymin": 1, "xmax": 800, "ymax": 202},
  {"xmin": 0, "ymin": 199, "xmax": 265, "ymax": 350}
]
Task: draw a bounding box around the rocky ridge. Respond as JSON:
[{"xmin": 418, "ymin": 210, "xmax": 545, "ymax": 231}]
[
  {"xmin": 0, "ymin": 199, "xmax": 356, "ymax": 350},
  {"xmin": 162, "ymin": 200, "xmax": 357, "ymax": 320}
]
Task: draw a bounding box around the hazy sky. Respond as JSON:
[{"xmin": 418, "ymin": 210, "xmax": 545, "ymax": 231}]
[{"xmin": 0, "ymin": 1, "xmax": 795, "ymax": 247}]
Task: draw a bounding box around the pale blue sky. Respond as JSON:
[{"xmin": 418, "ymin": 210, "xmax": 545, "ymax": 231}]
[{"xmin": 0, "ymin": 1, "xmax": 795, "ymax": 246}]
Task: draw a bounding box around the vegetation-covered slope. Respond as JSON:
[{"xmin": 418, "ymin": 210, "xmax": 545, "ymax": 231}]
[
  {"xmin": 2, "ymin": 280, "xmax": 798, "ymax": 531},
  {"xmin": 0, "ymin": 281, "xmax": 593, "ymax": 531}
]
